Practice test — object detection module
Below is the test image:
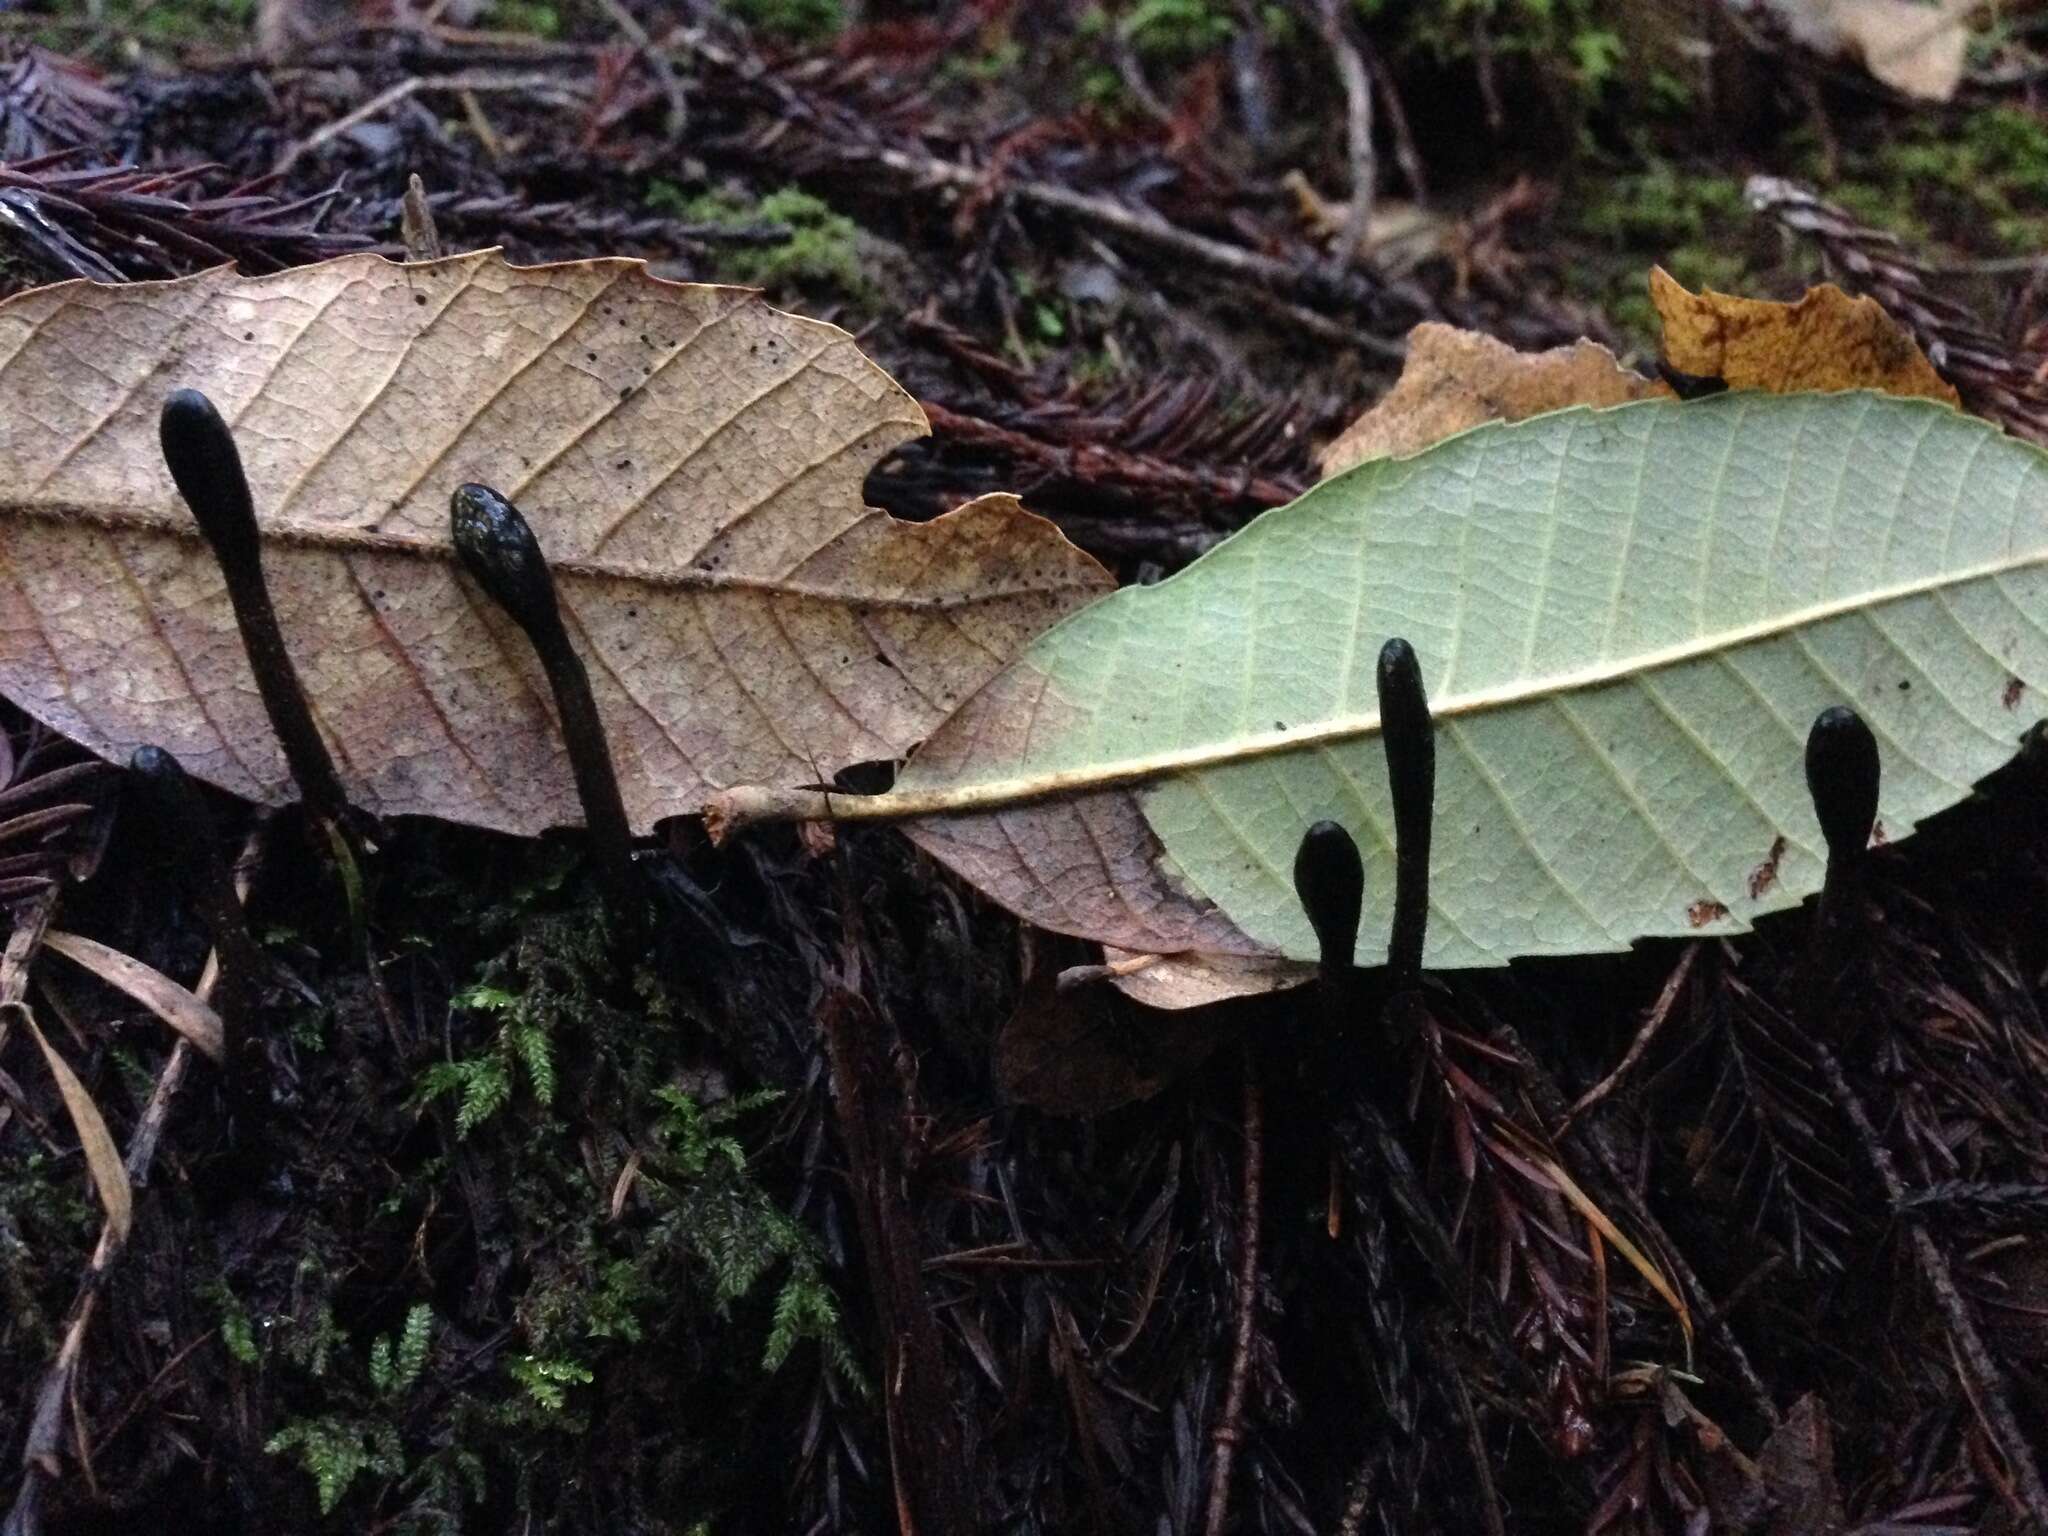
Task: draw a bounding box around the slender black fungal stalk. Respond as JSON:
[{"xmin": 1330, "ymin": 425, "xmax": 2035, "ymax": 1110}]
[
  {"xmin": 450, "ymin": 483, "xmax": 640, "ymax": 916},
  {"xmin": 1804, "ymin": 705, "xmax": 1879, "ymax": 940},
  {"xmin": 128, "ymin": 745, "xmax": 267, "ymax": 1062},
  {"xmin": 159, "ymin": 389, "xmax": 351, "ymax": 832},
  {"xmin": 1376, "ymin": 638, "xmax": 1433, "ymax": 995},
  {"xmin": 1294, "ymin": 819, "xmax": 1364, "ymax": 980}
]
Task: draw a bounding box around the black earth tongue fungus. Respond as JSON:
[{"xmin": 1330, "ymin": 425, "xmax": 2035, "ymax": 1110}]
[
  {"xmin": 1803, "ymin": 704, "xmax": 1880, "ymax": 994},
  {"xmin": 159, "ymin": 390, "xmax": 355, "ymax": 842},
  {"xmin": 1293, "ymin": 819, "xmax": 1365, "ymax": 987},
  {"xmin": 127, "ymin": 745, "xmax": 268, "ymax": 1054},
  {"xmin": 448, "ymin": 483, "xmax": 642, "ymax": 921},
  {"xmin": 1376, "ymin": 637, "xmax": 1433, "ymax": 1008}
]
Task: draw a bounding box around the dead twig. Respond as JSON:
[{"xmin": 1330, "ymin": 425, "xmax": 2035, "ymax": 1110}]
[
  {"xmin": 592, "ymin": 0, "xmax": 686, "ymax": 143},
  {"xmin": 1562, "ymin": 943, "xmax": 1700, "ymax": 1129},
  {"xmin": 1202, "ymin": 1043, "xmax": 1264, "ymax": 1536},
  {"xmin": 270, "ymin": 70, "xmax": 568, "ymax": 176},
  {"xmin": 1308, "ymin": 0, "xmax": 1375, "ymax": 267}
]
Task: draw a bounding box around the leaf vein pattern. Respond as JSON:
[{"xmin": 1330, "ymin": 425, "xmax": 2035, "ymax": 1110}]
[
  {"xmin": 557, "ymin": 599, "xmax": 698, "ymax": 789},
  {"xmin": 341, "ymin": 557, "xmax": 513, "ymax": 817},
  {"xmin": 1440, "ymin": 458, "xmax": 1478, "ymax": 694},
  {"xmin": 225, "ymin": 278, "xmax": 353, "ymax": 463},
  {"xmin": 0, "ymin": 531, "xmax": 81, "ymax": 724},
  {"xmin": 1441, "ymin": 718, "xmax": 1619, "ymax": 946},
  {"xmin": 1518, "ymin": 413, "xmax": 1575, "ymax": 671},
  {"xmin": 365, "ymin": 265, "xmax": 625, "ymax": 530},
  {"xmin": 102, "ymin": 537, "xmax": 262, "ymax": 789},
  {"xmin": 1785, "ymin": 626, "xmax": 1967, "ymax": 792},
  {"xmin": 589, "ymin": 320, "xmax": 828, "ymax": 558},
  {"xmin": 27, "ymin": 284, "xmax": 212, "ymax": 497},
  {"xmin": 1875, "ymin": 410, "xmax": 1941, "ymax": 582},
  {"xmin": 1990, "ymin": 572, "xmax": 2048, "ymax": 648},
  {"xmin": 1694, "ymin": 399, "xmax": 1745, "ymax": 633},
  {"xmin": 1855, "ymin": 604, "xmax": 2011, "ymax": 751},
  {"xmin": 1551, "ymin": 694, "xmax": 1722, "ymax": 901},
  {"xmin": 671, "ymin": 422, "xmax": 883, "ymax": 568},
  {"xmin": 1597, "ymin": 404, "xmax": 1652, "ymax": 660},
  {"xmin": 760, "ymin": 586, "xmax": 893, "ymax": 749},
  {"xmin": 686, "ymin": 592, "xmax": 811, "ymax": 772},
  {"xmin": 283, "ymin": 259, "xmax": 486, "ymax": 525},
  {"xmin": 1926, "ymin": 586, "xmax": 2023, "ymax": 679},
  {"xmin": 1816, "ymin": 395, "xmax": 1878, "ymax": 603},
  {"xmin": 1313, "ymin": 740, "xmax": 1488, "ymax": 959},
  {"xmin": 1180, "ymin": 770, "xmax": 1294, "ymax": 903},
  {"xmin": 1640, "ymin": 667, "xmax": 1817, "ymax": 865},
  {"xmin": 499, "ymin": 289, "xmax": 741, "ymax": 511}
]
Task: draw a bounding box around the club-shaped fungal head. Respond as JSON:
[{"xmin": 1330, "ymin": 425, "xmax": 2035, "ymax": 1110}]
[
  {"xmin": 451, "ymin": 483, "xmax": 561, "ymax": 639},
  {"xmin": 1805, "ymin": 705, "xmax": 1880, "ymax": 868},
  {"xmin": 128, "ymin": 743, "xmax": 186, "ymax": 794},
  {"xmin": 1375, "ymin": 638, "xmax": 1432, "ymax": 778},
  {"xmin": 128, "ymin": 742, "xmax": 220, "ymax": 852},
  {"xmin": 160, "ymin": 389, "xmax": 259, "ymax": 567},
  {"xmin": 1376, "ymin": 637, "xmax": 1434, "ymax": 988},
  {"xmin": 1294, "ymin": 819, "xmax": 1364, "ymax": 975}
]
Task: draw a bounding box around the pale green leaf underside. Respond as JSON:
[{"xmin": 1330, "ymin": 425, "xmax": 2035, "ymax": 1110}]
[{"xmin": 901, "ymin": 392, "xmax": 2048, "ymax": 967}]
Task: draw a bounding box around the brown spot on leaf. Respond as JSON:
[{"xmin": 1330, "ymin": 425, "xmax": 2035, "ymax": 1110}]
[
  {"xmin": 2005, "ymin": 676, "xmax": 2026, "ymax": 710},
  {"xmin": 1687, "ymin": 898, "xmax": 1730, "ymax": 928},
  {"xmin": 1748, "ymin": 836, "xmax": 1788, "ymax": 899}
]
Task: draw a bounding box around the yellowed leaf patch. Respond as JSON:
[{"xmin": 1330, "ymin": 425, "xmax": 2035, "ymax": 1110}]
[
  {"xmin": 1318, "ymin": 322, "xmax": 1671, "ymax": 479},
  {"xmin": 1649, "ymin": 266, "xmax": 1959, "ymax": 403}
]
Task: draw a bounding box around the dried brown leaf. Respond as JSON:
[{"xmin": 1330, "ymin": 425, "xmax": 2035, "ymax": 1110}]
[
  {"xmin": 1761, "ymin": 0, "xmax": 1976, "ymax": 100},
  {"xmin": 1649, "ymin": 267, "xmax": 1960, "ymax": 403},
  {"xmin": 11, "ymin": 999, "xmax": 130, "ymax": 1243},
  {"xmin": 1319, "ymin": 321, "xmax": 1670, "ymax": 479},
  {"xmin": 0, "ymin": 253, "xmax": 1110, "ymax": 836},
  {"xmin": 43, "ymin": 930, "xmax": 226, "ymax": 1062}
]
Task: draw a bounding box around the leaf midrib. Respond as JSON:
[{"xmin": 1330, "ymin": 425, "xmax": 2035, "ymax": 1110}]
[
  {"xmin": 886, "ymin": 540, "xmax": 2048, "ymax": 816},
  {"xmin": 1, "ymin": 500, "xmax": 1093, "ymax": 609}
]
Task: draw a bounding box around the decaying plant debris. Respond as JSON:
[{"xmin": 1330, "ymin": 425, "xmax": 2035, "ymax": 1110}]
[{"xmin": 6, "ymin": 5, "xmax": 2048, "ymax": 1536}]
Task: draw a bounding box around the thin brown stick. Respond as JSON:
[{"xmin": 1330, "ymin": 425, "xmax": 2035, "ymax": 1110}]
[
  {"xmin": 1203, "ymin": 1044, "xmax": 1265, "ymax": 1536},
  {"xmin": 270, "ymin": 71, "xmax": 565, "ymax": 175},
  {"xmin": 1366, "ymin": 44, "xmax": 1428, "ymax": 203},
  {"xmin": 591, "ymin": 0, "xmax": 686, "ymax": 141},
  {"xmin": 1562, "ymin": 943, "xmax": 1700, "ymax": 1129},
  {"xmin": 1311, "ymin": 0, "xmax": 1376, "ymax": 267}
]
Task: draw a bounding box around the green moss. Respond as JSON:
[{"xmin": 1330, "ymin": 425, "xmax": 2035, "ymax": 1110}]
[
  {"xmin": 1116, "ymin": 0, "xmax": 1237, "ymax": 62},
  {"xmin": 664, "ymin": 185, "xmax": 873, "ymax": 301},
  {"xmin": 1867, "ymin": 107, "xmax": 2048, "ymax": 255},
  {"xmin": 1575, "ymin": 162, "xmax": 1747, "ymax": 248},
  {"xmin": 718, "ymin": 0, "xmax": 845, "ymax": 44},
  {"xmin": 0, "ymin": 1151, "xmax": 95, "ymax": 1355},
  {"xmin": 491, "ymin": 0, "xmax": 562, "ymax": 38},
  {"xmin": 99, "ymin": 0, "xmax": 254, "ymax": 47},
  {"xmin": 1392, "ymin": 0, "xmax": 1632, "ymax": 103},
  {"xmin": 1568, "ymin": 161, "xmax": 1755, "ymax": 349}
]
